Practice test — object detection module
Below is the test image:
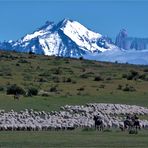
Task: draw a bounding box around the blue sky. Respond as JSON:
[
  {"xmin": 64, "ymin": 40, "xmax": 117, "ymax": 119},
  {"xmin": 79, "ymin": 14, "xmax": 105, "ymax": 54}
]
[{"xmin": 0, "ymin": 0, "xmax": 148, "ymax": 41}]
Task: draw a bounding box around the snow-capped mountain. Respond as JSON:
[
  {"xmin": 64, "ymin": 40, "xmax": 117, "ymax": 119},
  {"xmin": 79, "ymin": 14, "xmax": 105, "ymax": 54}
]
[{"xmin": 0, "ymin": 19, "xmax": 118, "ymax": 57}]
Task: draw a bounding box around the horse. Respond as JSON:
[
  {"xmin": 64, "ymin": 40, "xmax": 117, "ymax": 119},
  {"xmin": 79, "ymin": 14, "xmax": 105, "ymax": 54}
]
[
  {"xmin": 124, "ymin": 115, "xmax": 140, "ymax": 134},
  {"xmin": 14, "ymin": 93, "xmax": 20, "ymax": 100},
  {"xmin": 93, "ymin": 115, "xmax": 104, "ymax": 131}
]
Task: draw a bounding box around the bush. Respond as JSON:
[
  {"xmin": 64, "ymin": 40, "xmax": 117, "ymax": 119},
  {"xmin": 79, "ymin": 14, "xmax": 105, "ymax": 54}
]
[
  {"xmin": 16, "ymin": 63, "xmax": 20, "ymax": 66},
  {"xmin": 106, "ymin": 77, "xmax": 112, "ymax": 80},
  {"xmin": 117, "ymin": 84, "xmax": 122, "ymax": 90},
  {"xmin": 39, "ymin": 71, "xmax": 51, "ymax": 77},
  {"xmin": 130, "ymin": 70, "xmax": 139, "ymax": 76},
  {"xmin": 94, "ymin": 75, "xmax": 103, "ymax": 81},
  {"xmin": 122, "ymin": 70, "xmax": 139, "ymax": 80},
  {"xmin": 122, "ymin": 74, "xmax": 127, "ymax": 79},
  {"xmin": 49, "ymin": 85, "xmax": 58, "ymax": 92},
  {"xmin": 139, "ymin": 74, "xmax": 145, "ymax": 79},
  {"xmin": 122, "ymin": 84, "xmax": 136, "ymax": 92},
  {"xmin": 143, "ymin": 69, "xmax": 148, "ymax": 72},
  {"xmin": 66, "ymin": 77, "xmax": 72, "ymax": 83},
  {"xmin": 7, "ymin": 84, "xmax": 25, "ymax": 95},
  {"xmin": 52, "ymin": 67, "xmax": 62, "ymax": 75},
  {"xmin": 36, "ymin": 78, "xmax": 48, "ymax": 83},
  {"xmin": 77, "ymin": 87, "xmax": 85, "ymax": 91},
  {"xmin": 27, "ymin": 87, "xmax": 38, "ymax": 96},
  {"xmin": 52, "ymin": 76, "xmax": 60, "ymax": 83},
  {"xmin": 18, "ymin": 59, "xmax": 29, "ymax": 63},
  {"xmin": 99, "ymin": 84, "xmax": 105, "ymax": 88},
  {"xmin": 0, "ymin": 71, "xmax": 12, "ymax": 77},
  {"xmin": 0, "ymin": 86, "xmax": 4, "ymax": 91},
  {"xmin": 80, "ymin": 72, "xmax": 94, "ymax": 79},
  {"xmin": 79, "ymin": 56, "xmax": 84, "ymax": 60},
  {"xmin": 62, "ymin": 77, "xmax": 72, "ymax": 83}
]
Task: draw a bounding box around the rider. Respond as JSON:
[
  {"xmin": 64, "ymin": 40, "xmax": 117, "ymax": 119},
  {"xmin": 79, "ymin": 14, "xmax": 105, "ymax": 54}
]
[
  {"xmin": 126, "ymin": 114, "xmax": 131, "ymax": 121},
  {"xmin": 133, "ymin": 114, "xmax": 139, "ymax": 122}
]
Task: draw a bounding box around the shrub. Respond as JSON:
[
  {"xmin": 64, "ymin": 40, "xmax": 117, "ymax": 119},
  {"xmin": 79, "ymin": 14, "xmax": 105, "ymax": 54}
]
[
  {"xmin": 62, "ymin": 77, "xmax": 72, "ymax": 83},
  {"xmin": 66, "ymin": 77, "xmax": 72, "ymax": 83},
  {"xmin": 23, "ymin": 74, "xmax": 33, "ymax": 81},
  {"xmin": 49, "ymin": 85, "xmax": 58, "ymax": 92},
  {"xmin": 139, "ymin": 74, "xmax": 146, "ymax": 80},
  {"xmin": 99, "ymin": 84, "xmax": 105, "ymax": 88},
  {"xmin": 72, "ymin": 80, "xmax": 77, "ymax": 84},
  {"xmin": 41, "ymin": 93, "xmax": 49, "ymax": 97},
  {"xmin": 16, "ymin": 63, "xmax": 20, "ymax": 66},
  {"xmin": 106, "ymin": 77, "xmax": 112, "ymax": 80},
  {"xmin": 36, "ymin": 78, "xmax": 48, "ymax": 82},
  {"xmin": 77, "ymin": 87, "xmax": 85, "ymax": 91},
  {"xmin": 39, "ymin": 71, "xmax": 51, "ymax": 77},
  {"xmin": 52, "ymin": 67, "xmax": 62, "ymax": 75},
  {"xmin": 64, "ymin": 59, "xmax": 70, "ymax": 64},
  {"xmin": 94, "ymin": 75, "xmax": 103, "ymax": 81},
  {"xmin": 51, "ymin": 76, "xmax": 60, "ymax": 83},
  {"xmin": 122, "ymin": 70, "xmax": 139, "ymax": 80},
  {"xmin": 27, "ymin": 87, "xmax": 38, "ymax": 96},
  {"xmin": 122, "ymin": 84, "xmax": 136, "ymax": 92},
  {"xmin": 122, "ymin": 74, "xmax": 127, "ymax": 79},
  {"xmin": 29, "ymin": 50, "xmax": 35, "ymax": 55},
  {"xmin": 80, "ymin": 72, "xmax": 94, "ymax": 79},
  {"xmin": 0, "ymin": 71, "xmax": 12, "ymax": 77},
  {"xmin": 130, "ymin": 70, "xmax": 139, "ymax": 76},
  {"xmin": 80, "ymin": 74, "xmax": 89, "ymax": 79},
  {"xmin": 143, "ymin": 68, "xmax": 148, "ymax": 72},
  {"xmin": 7, "ymin": 84, "xmax": 25, "ymax": 95},
  {"xmin": 18, "ymin": 59, "xmax": 29, "ymax": 63},
  {"xmin": 0, "ymin": 86, "xmax": 4, "ymax": 91},
  {"xmin": 79, "ymin": 56, "xmax": 83, "ymax": 60},
  {"xmin": 117, "ymin": 84, "xmax": 122, "ymax": 90},
  {"xmin": 126, "ymin": 74, "xmax": 134, "ymax": 80}
]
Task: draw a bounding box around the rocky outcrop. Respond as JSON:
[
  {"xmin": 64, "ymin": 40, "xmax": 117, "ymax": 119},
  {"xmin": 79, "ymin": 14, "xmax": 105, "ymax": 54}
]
[
  {"xmin": 115, "ymin": 29, "xmax": 148, "ymax": 50},
  {"xmin": 115, "ymin": 29, "xmax": 128, "ymax": 49}
]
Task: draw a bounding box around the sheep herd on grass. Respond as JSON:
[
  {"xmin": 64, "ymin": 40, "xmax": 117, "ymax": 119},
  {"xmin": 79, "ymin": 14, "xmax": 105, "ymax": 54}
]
[{"xmin": 0, "ymin": 103, "xmax": 148, "ymax": 132}]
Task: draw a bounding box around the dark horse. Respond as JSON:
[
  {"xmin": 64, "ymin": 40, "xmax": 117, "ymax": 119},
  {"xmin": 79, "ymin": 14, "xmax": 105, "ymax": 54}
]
[
  {"xmin": 93, "ymin": 115, "xmax": 104, "ymax": 131},
  {"xmin": 124, "ymin": 115, "xmax": 140, "ymax": 134},
  {"xmin": 14, "ymin": 93, "xmax": 20, "ymax": 100}
]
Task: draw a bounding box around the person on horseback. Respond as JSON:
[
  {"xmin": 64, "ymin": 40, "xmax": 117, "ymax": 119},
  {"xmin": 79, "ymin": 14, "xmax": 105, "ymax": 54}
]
[
  {"xmin": 93, "ymin": 114, "xmax": 104, "ymax": 131},
  {"xmin": 126, "ymin": 114, "xmax": 131, "ymax": 121},
  {"xmin": 133, "ymin": 114, "xmax": 139, "ymax": 121},
  {"xmin": 133, "ymin": 114, "xmax": 140, "ymax": 130},
  {"xmin": 124, "ymin": 114, "xmax": 132, "ymax": 130},
  {"xmin": 124, "ymin": 114, "xmax": 140, "ymax": 134}
]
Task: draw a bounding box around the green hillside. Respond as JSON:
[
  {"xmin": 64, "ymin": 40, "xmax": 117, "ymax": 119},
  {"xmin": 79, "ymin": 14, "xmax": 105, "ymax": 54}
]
[{"xmin": 0, "ymin": 50, "xmax": 148, "ymax": 111}]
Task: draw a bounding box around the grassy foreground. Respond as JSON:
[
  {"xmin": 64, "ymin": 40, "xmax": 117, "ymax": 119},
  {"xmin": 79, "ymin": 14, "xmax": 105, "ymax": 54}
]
[{"xmin": 0, "ymin": 130, "xmax": 148, "ymax": 148}]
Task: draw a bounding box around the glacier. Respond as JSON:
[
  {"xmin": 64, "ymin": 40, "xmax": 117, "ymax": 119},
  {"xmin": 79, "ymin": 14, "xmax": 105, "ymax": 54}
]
[{"xmin": 84, "ymin": 49, "xmax": 148, "ymax": 65}]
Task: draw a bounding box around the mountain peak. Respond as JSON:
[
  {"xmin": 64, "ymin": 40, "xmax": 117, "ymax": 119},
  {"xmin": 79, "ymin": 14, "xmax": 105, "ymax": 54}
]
[{"xmin": 0, "ymin": 18, "xmax": 118, "ymax": 57}]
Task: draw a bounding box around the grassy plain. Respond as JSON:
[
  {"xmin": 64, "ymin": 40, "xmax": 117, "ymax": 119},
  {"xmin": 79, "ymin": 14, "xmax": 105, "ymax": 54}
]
[
  {"xmin": 0, "ymin": 130, "xmax": 148, "ymax": 148},
  {"xmin": 0, "ymin": 51, "xmax": 148, "ymax": 147}
]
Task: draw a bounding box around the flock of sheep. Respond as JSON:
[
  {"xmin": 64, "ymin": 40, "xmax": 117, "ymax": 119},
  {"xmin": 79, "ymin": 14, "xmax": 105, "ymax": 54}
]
[{"xmin": 0, "ymin": 103, "xmax": 148, "ymax": 131}]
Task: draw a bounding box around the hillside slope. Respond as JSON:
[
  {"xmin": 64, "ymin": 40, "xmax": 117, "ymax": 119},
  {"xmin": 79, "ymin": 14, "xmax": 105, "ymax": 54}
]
[{"xmin": 0, "ymin": 50, "xmax": 148, "ymax": 111}]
